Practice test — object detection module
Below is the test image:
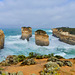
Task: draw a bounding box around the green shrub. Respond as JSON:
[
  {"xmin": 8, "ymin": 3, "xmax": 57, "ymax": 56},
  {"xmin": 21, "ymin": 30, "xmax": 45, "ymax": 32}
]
[
  {"xmin": 47, "ymin": 57, "xmax": 59, "ymax": 62},
  {"xmin": 55, "ymin": 55, "xmax": 64, "ymax": 59},
  {"xmin": 47, "ymin": 53, "xmax": 54, "ymax": 58},
  {"xmin": 56, "ymin": 61, "xmax": 64, "ymax": 67},
  {"xmin": 36, "ymin": 55, "xmax": 44, "ymax": 59},
  {"xmin": 21, "ymin": 58, "xmax": 36, "ymax": 66},
  {"xmin": 18, "ymin": 55, "xmax": 26, "ymax": 62},
  {"xmin": 0, "ymin": 67, "xmax": 4, "ymax": 70},
  {"xmin": 64, "ymin": 61, "xmax": 73, "ymax": 67}
]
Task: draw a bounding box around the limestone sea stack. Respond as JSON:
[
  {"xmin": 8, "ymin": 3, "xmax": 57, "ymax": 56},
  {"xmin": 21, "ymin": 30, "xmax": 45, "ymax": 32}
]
[
  {"xmin": 35, "ymin": 30, "xmax": 49, "ymax": 46},
  {"xmin": 52, "ymin": 28, "xmax": 75, "ymax": 45},
  {"xmin": 0, "ymin": 30, "xmax": 5, "ymax": 49},
  {"xmin": 21, "ymin": 27, "xmax": 32, "ymax": 41}
]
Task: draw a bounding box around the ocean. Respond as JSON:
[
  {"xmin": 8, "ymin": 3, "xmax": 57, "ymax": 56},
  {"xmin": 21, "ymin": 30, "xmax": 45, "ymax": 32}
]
[{"xmin": 0, "ymin": 28, "xmax": 75, "ymax": 61}]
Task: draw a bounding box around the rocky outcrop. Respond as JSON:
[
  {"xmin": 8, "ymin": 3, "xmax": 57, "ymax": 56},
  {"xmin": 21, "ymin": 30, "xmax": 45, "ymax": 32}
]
[
  {"xmin": 21, "ymin": 27, "xmax": 32, "ymax": 41},
  {"xmin": 35, "ymin": 30, "xmax": 49, "ymax": 46},
  {"xmin": 52, "ymin": 28, "xmax": 75, "ymax": 45},
  {"xmin": 0, "ymin": 30, "xmax": 5, "ymax": 49}
]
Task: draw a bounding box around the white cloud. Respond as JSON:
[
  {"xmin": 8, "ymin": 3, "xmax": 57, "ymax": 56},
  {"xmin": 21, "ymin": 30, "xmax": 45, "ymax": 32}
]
[{"xmin": 0, "ymin": 0, "xmax": 75, "ymax": 28}]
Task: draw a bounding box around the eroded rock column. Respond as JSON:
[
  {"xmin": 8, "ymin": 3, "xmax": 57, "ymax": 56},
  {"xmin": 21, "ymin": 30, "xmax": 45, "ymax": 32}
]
[
  {"xmin": 21, "ymin": 27, "xmax": 32, "ymax": 41},
  {"xmin": 35, "ymin": 30, "xmax": 49, "ymax": 46},
  {"xmin": 0, "ymin": 30, "xmax": 5, "ymax": 49}
]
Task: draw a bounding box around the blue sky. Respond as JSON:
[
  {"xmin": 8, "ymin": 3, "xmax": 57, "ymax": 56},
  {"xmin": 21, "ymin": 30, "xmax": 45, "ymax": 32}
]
[{"xmin": 0, "ymin": 0, "xmax": 75, "ymax": 28}]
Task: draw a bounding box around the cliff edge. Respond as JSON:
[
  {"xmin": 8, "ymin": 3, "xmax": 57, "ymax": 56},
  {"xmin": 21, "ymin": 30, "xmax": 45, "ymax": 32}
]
[
  {"xmin": 52, "ymin": 27, "xmax": 75, "ymax": 45},
  {"xmin": 0, "ymin": 30, "xmax": 5, "ymax": 49}
]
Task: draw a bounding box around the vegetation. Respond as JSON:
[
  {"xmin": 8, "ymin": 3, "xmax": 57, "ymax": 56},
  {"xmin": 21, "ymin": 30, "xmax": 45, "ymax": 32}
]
[
  {"xmin": 18, "ymin": 55, "xmax": 26, "ymax": 62},
  {"xmin": 40, "ymin": 61, "xmax": 60, "ymax": 75},
  {"xmin": 55, "ymin": 55, "xmax": 65, "ymax": 59},
  {"xmin": 57, "ymin": 27, "xmax": 75, "ymax": 35},
  {"xmin": 21, "ymin": 58, "xmax": 36, "ymax": 66},
  {"xmin": 35, "ymin": 30, "xmax": 46, "ymax": 34},
  {"xmin": 0, "ymin": 67, "xmax": 4, "ymax": 70}
]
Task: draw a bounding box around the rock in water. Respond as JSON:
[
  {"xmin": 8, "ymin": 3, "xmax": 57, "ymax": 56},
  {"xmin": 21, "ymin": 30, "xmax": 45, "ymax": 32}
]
[
  {"xmin": 21, "ymin": 27, "xmax": 32, "ymax": 41},
  {"xmin": 0, "ymin": 30, "xmax": 5, "ymax": 49},
  {"xmin": 35, "ymin": 30, "xmax": 49, "ymax": 46}
]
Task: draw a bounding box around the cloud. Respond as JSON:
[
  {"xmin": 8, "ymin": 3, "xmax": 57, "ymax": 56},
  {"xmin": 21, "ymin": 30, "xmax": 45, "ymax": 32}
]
[{"xmin": 0, "ymin": 0, "xmax": 75, "ymax": 28}]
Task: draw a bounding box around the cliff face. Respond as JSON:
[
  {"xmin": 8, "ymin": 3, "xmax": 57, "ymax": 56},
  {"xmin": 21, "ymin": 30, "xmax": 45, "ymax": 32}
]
[
  {"xmin": 35, "ymin": 30, "xmax": 49, "ymax": 46},
  {"xmin": 52, "ymin": 28, "xmax": 75, "ymax": 45},
  {"xmin": 0, "ymin": 30, "xmax": 5, "ymax": 49},
  {"xmin": 21, "ymin": 27, "xmax": 32, "ymax": 41}
]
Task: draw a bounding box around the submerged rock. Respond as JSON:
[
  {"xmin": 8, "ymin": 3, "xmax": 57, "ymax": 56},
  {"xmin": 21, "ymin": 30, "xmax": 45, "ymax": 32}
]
[
  {"xmin": 0, "ymin": 30, "xmax": 5, "ymax": 49},
  {"xmin": 35, "ymin": 30, "xmax": 49, "ymax": 46},
  {"xmin": 21, "ymin": 27, "xmax": 32, "ymax": 41}
]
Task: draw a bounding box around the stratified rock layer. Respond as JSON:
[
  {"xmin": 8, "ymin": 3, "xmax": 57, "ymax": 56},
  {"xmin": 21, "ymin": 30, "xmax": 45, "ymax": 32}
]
[
  {"xmin": 21, "ymin": 27, "xmax": 32, "ymax": 41},
  {"xmin": 35, "ymin": 30, "xmax": 49, "ymax": 46},
  {"xmin": 52, "ymin": 28, "xmax": 75, "ymax": 45},
  {"xmin": 0, "ymin": 30, "xmax": 5, "ymax": 49}
]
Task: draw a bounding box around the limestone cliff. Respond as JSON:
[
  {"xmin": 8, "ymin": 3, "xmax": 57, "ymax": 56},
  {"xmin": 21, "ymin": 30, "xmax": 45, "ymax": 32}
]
[
  {"xmin": 21, "ymin": 27, "xmax": 32, "ymax": 41},
  {"xmin": 35, "ymin": 30, "xmax": 49, "ymax": 46},
  {"xmin": 0, "ymin": 30, "xmax": 5, "ymax": 49},
  {"xmin": 52, "ymin": 28, "xmax": 75, "ymax": 45}
]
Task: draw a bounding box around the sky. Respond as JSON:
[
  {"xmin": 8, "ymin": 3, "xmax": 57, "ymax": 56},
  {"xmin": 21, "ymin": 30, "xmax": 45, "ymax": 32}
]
[{"xmin": 0, "ymin": 0, "xmax": 75, "ymax": 28}]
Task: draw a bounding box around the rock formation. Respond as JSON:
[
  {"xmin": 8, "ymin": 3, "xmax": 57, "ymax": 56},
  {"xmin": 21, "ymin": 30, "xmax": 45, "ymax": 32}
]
[
  {"xmin": 35, "ymin": 30, "xmax": 49, "ymax": 46},
  {"xmin": 21, "ymin": 27, "xmax": 32, "ymax": 41},
  {"xmin": 52, "ymin": 28, "xmax": 75, "ymax": 45},
  {"xmin": 0, "ymin": 30, "xmax": 5, "ymax": 49}
]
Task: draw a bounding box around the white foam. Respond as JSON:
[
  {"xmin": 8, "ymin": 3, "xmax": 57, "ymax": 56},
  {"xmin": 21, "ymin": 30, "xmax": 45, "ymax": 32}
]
[
  {"xmin": 47, "ymin": 30, "xmax": 52, "ymax": 32},
  {"xmin": 55, "ymin": 53, "xmax": 66, "ymax": 57}
]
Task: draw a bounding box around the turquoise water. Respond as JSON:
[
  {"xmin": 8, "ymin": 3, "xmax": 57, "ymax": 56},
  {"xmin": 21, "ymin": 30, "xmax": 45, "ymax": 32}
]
[{"xmin": 0, "ymin": 28, "xmax": 75, "ymax": 61}]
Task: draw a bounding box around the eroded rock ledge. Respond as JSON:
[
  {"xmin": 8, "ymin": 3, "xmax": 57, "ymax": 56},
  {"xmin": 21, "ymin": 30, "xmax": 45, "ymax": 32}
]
[
  {"xmin": 0, "ymin": 30, "xmax": 5, "ymax": 49},
  {"xmin": 21, "ymin": 27, "xmax": 32, "ymax": 41},
  {"xmin": 35, "ymin": 30, "xmax": 49, "ymax": 46},
  {"xmin": 52, "ymin": 27, "xmax": 75, "ymax": 45}
]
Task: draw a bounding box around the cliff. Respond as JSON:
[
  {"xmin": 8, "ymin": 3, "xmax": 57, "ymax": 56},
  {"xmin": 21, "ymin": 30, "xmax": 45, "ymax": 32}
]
[
  {"xmin": 21, "ymin": 27, "xmax": 32, "ymax": 41},
  {"xmin": 35, "ymin": 30, "xmax": 49, "ymax": 46},
  {"xmin": 0, "ymin": 30, "xmax": 5, "ymax": 49},
  {"xmin": 52, "ymin": 28, "xmax": 75, "ymax": 45}
]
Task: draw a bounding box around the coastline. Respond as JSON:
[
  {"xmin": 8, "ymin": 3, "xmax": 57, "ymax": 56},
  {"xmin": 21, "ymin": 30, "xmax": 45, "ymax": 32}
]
[
  {"xmin": 0, "ymin": 53, "xmax": 75, "ymax": 75},
  {"xmin": 52, "ymin": 28, "xmax": 75, "ymax": 45}
]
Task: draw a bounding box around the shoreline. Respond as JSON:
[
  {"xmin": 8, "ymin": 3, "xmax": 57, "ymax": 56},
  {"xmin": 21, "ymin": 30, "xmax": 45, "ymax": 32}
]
[{"xmin": 52, "ymin": 27, "xmax": 75, "ymax": 45}]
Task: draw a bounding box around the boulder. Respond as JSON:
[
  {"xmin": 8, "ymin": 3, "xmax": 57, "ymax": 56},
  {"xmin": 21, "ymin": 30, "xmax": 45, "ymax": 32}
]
[
  {"xmin": 0, "ymin": 30, "xmax": 5, "ymax": 49},
  {"xmin": 21, "ymin": 27, "xmax": 32, "ymax": 41},
  {"xmin": 35, "ymin": 30, "xmax": 49, "ymax": 46}
]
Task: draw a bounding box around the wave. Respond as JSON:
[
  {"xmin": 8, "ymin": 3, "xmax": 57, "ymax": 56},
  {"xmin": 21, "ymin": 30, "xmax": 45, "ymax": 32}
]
[
  {"xmin": 46, "ymin": 30, "xmax": 52, "ymax": 32},
  {"xmin": 0, "ymin": 30, "xmax": 75, "ymax": 61}
]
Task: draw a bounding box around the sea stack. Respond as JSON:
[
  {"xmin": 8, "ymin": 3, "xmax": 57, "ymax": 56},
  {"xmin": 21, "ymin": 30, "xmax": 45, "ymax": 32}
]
[
  {"xmin": 35, "ymin": 30, "xmax": 49, "ymax": 46},
  {"xmin": 21, "ymin": 27, "xmax": 32, "ymax": 41},
  {"xmin": 0, "ymin": 30, "xmax": 5, "ymax": 49}
]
